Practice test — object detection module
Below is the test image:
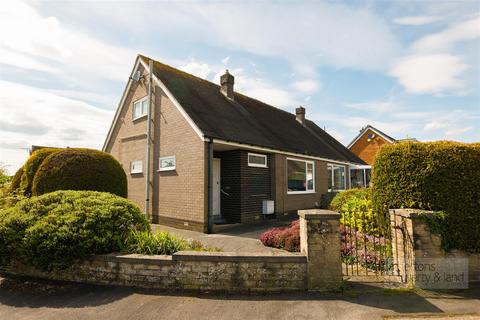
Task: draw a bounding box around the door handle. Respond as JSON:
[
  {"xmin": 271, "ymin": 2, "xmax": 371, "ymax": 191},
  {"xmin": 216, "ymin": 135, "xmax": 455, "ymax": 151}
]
[{"xmin": 221, "ymin": 189, "xmax": 230, "ymax": 196}]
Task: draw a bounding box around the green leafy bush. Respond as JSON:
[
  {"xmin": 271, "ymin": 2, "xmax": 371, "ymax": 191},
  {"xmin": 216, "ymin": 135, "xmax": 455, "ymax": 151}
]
[
  {"xmin": 9, "ymin": 166, "xmax": 23, "ymax": 192},
  {"xmin": 329, "ymin": 188, "xmax": 384, "ymax": 235},
  {"xmin": 32, "ymin": 148, "xmax": 127, "ymax": 197},
  {"xmin": 329, "ymin": 188, "xmax": 370, "ymax": 212},
  {"xmin": 0, "ymin": 190, "xmax": 148, "ymax": 270},
  {"xmin": 371, "ymin": 141, "xmax": 480, "ymax": 252},
  {"xmin": 339, "ymin": 196, "xmax": 380, "ymax": 236},
  {"xmin": 20, "ymin": 148, "xmax": 60, "ymax": 196},
  {"xmin": 121, "ymin": 230, "xmax": 221, "ymax": 255}
]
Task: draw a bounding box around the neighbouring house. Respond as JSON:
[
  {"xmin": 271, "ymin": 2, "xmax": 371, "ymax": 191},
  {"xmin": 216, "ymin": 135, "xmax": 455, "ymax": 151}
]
[
  {"xmin": 347, "ymin": 125, "xmax": 416, "ymax": 188},
  {"xmin": 103, "ymin": 54, "xmax": 365, "ymax": 233}
]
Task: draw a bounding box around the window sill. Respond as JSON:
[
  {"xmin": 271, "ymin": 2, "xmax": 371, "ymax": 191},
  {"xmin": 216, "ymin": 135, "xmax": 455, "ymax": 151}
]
[
  {"xmin": 287, "ymin": 191, "xmax": 316, "ymax": 195},
  {"xmin": 132, "ymin": 114, "xmax": 147, "ymax": 122}
]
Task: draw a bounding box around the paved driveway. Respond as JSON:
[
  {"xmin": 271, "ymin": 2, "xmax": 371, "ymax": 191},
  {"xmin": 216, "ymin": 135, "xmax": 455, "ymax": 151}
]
[
  {"xmin": 151, "ymin": 220, "xmax": 295, "ymax": 254},
  {"xmin": 0, "ymin": 276, "xmax": 479, "ymax": 320}
]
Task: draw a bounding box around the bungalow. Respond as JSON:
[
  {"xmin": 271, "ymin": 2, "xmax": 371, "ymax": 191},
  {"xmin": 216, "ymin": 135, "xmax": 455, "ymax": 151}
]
[{"xmin": 103, "ymin": 55, "xmax": 365, "ymax": 233}]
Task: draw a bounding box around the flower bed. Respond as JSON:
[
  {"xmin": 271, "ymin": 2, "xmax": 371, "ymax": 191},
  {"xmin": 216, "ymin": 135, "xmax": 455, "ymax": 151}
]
[{"xmin": 259, "ymin": 220, "xmax": 300, "ymax": 252}]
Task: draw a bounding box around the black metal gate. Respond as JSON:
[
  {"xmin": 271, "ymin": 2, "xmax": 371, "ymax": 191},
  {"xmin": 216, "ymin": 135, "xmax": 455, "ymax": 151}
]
[{"xmin": 340, "ymin": 209, "xmax": 409, "ymax": 282}]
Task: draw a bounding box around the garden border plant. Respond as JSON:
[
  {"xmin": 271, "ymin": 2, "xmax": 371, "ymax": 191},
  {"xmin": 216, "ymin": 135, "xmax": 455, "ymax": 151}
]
[{"xmin": 0, "ymin": 190, "xmax": 148, "ymax": 271}]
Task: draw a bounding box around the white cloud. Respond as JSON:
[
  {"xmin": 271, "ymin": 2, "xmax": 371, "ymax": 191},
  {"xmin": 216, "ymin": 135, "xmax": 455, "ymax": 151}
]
[
  {"xmin": 424, "ymin": 121, "xmax": 448, "ymax": 132},
  {"xmin": 445, "ymin": 127, "xmax": 473, "ymax": 137},
  {"xmin": 390, "ymin": 54, "xmax": 468, "ymax": 94},
  {"xmin": 0, "ymin": 80, "xmax": 113, "ymax": 174},
  {"xmin": 181, "ymin": 2, "xmax": 400, "ymax": 71},
  {"xmin": 291, "ymin": 79, "xmax": 320, "ymax": 94},
  {"xmin": 390, "ymin": 15, "xmax": 479, "ymax": 95},
  {"xmin": 213, "ymin": 68, "xmax": 300, "ymax": 109},
  {"xmin": 178, "ymin": 60, "xmax": 213, "ymax": 79},
  {"xmin": 0, "ymin": 0, "xmax": 137, "ymax": 85},
  {"xmin": 393, "ymin": 16, "xmax": 443, "ymax": 26},
  {"xmin": 221, "ymin": 56, "xmax": 230, "ymax": 65},
  {"xmin": 411, "ymin": 15, "xmax": 480, "ymax": 53}
]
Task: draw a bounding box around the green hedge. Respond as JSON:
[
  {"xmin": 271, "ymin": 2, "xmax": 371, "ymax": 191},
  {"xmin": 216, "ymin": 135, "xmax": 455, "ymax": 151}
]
[
  {"xmin": 371, "ymin": 141, "xmax": 480, "ymax": 252},
  {"xmin": 32, "ymin": 148, "xmax": 127, "ymax": 197},
  {"xmin": 20, "ymin": 148, "xmax": 60, "ymax": 196},
  {"xmin": 0, "ymin": 190, "xmax": 148, "ymax": 270}
]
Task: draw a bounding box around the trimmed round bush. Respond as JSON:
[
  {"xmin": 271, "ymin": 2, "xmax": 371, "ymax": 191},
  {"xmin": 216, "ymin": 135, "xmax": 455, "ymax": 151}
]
[
  {"xmin": 9, "ymin": 165, "xmax": 24, "ymax": 192},
  {"xmin": 32, "ymin": 148, "xmax": 127, "ymax": 197},
  {"xmin": 20, "ymin": 148, "xmax": 60, "ymax": 196},
  {"xmin": 371, "ymin": 141, "xmax": 480, "ymax": 252},
  {"xmin": 0, "ymin": 190, "xmax": 149, "ymax": 270}
]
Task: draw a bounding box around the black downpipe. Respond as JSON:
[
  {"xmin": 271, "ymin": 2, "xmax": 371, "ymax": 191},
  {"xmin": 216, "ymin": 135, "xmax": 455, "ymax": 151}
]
[{"xmin": 207, "ymin": 137, "xmax": 213, "ymax": 234}]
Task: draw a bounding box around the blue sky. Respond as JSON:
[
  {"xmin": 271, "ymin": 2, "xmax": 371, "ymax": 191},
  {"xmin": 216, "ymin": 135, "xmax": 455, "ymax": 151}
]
[{"xmin": 0, "ymin": 0, "xmax": 479, "ymax": 174}]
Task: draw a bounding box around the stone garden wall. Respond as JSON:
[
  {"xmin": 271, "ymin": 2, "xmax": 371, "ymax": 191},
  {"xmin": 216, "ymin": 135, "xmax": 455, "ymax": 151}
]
[
  {"xmin": 390, "ymin": 209, "xmax": 480, "ymax": 285},
  {"xmin": 2, "ymin": 210, "xmax": 343, "ymax": 292},
  {"xmin": 5, "ymin": 252, "xmax": 307, "ymax": 292}
]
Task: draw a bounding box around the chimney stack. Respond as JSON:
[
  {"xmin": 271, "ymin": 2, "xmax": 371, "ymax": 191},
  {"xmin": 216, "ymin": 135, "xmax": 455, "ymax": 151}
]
[
  {"xmin": 296, "ymin": 106, "xmax": 306, "ymax": 126},
  {"xmin": 220, "ymin": 69, "xmax": 234, "ymax": 99}
]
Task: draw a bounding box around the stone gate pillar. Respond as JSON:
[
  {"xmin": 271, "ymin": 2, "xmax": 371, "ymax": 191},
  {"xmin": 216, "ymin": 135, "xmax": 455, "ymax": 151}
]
[{"xmin": 298, "ymin": 209, "xmax": 342, "ymax": 291}]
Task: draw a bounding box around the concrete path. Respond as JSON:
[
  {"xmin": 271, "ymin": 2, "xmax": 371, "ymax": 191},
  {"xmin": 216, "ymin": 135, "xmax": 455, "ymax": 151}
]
[
  {"xmin": 151, "ymin": 220, "xmax": 295, "ymax": 255},
  {"xmin": 0, "ymin": 276, "xmax": 479, "ymax": 320}
]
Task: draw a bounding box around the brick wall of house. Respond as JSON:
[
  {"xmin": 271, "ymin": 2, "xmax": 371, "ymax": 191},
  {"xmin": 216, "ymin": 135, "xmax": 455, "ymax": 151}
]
[
  {"xmin": 217, "ymin": 150, "xmax": 272, "ymax": 223},
  {"xmin": 155, "ymin": 90, "xmax": 205, "ymax": 231},
  {"xmin": 272, "ymin": 154, "xmax": 332, "ymax": 215},
  {"xmin": 105, "ymin": 64, "xmax": 206, "ymax": 231},
  {"xmin": 349, "ymin": 128, "xmax": 392, "ymax": 165},
  {"xmin": 240, "ymin": 151, "xmax": 272, "ymax": 223},
  {"xmin": 105, "ymin": 64, "xmax": 149, "ymax": 211}
]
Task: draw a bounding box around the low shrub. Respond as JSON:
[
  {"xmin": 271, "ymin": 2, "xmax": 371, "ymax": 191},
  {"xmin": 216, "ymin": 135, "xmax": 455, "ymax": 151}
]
[
  {"xmin": 121, "ymin": 230, "xmax": 222, "ymax": 255},
  {"xmin": 122, "ymin": 230, "xmax": 188, "ymax": 255},
  {"xmin": 0, "ymin": 188, "xmax": 26, "ymax": 210},
  {"xmin": 0, "ymin": 190, "xmax": 148, "ymax": 270},
  {"xmin": 339, "ymin": 196, "xmax": 381, "ymax": 236},
  {"xmin": 371, "ymin": 141, "xmax": 480, "ymax": 252},
  {"xmin": 260, "ymin": 220, "xmax": 300, "ymax": 252},
  {"xmin": 20, "ymin": 148, "xmax": 60, "ymax": 196},
  {"xmin": 32, "ymin": 148, "xmax": 127, "ymax": 197},
  {"xmin": 329, "ymin": 188, "xmax": 370, "ymax": 212}
]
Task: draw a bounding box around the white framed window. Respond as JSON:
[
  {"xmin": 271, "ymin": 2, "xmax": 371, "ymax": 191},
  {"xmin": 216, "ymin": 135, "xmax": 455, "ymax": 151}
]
[
  {"xmin": 328, "ymin": 163, "xmax": 346, "ymax": 192},
  {"xmin": 132, "ymin": 97, "xmax": 148, "ymax": 120},
  {"xmin": 159, "ymin": 156, "xmax": 176, "ymax": 171},
  {"xmin": 130, "ymin": 160, "xmax": 143, "ymax": 174},
  {"xmin": 248, "ymin": 152, "xmax": 267, "ymax": 168},
  {"xmin": 287, "ymin": 158, "xmax": 315, "ymax": 194}
]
